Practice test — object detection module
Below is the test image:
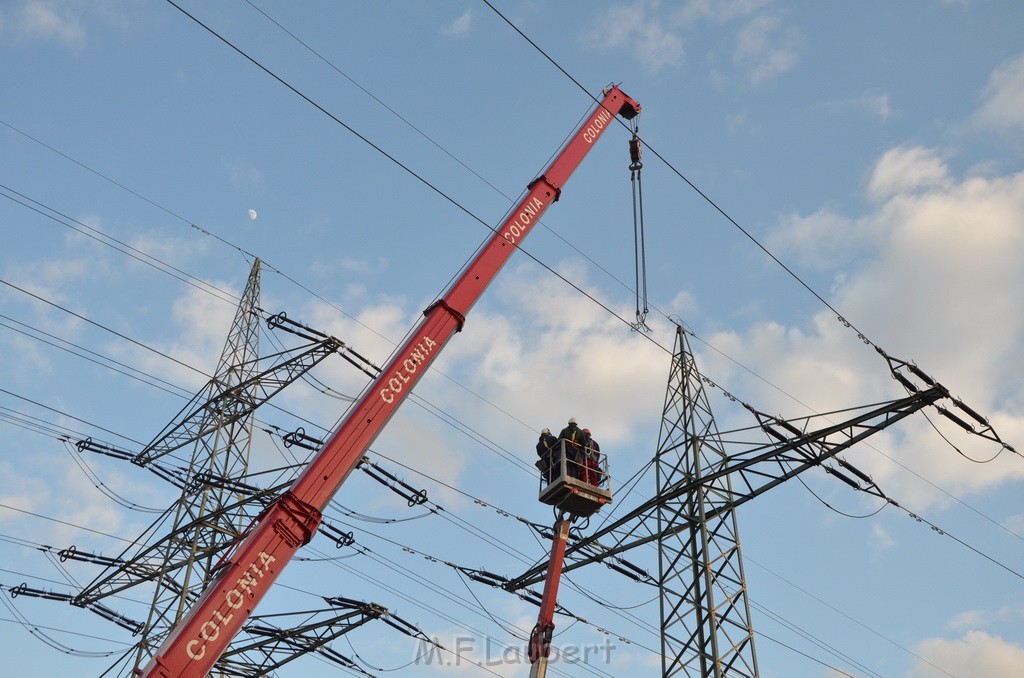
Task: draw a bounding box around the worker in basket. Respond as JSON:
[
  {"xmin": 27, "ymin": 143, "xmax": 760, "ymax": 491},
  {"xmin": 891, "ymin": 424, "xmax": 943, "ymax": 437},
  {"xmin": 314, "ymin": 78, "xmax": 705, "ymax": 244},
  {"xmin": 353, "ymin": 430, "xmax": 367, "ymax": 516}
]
[
  {"xmin": 558, "ymin": 417, "xmax": 586, "ymax": 480},
  {"xmin": 535, "ymin": 428, "xmax": 558, "ymax": 483},
  {"xmin": 582, "ymin": 428, "xmax": 601, "ymax": 486}
]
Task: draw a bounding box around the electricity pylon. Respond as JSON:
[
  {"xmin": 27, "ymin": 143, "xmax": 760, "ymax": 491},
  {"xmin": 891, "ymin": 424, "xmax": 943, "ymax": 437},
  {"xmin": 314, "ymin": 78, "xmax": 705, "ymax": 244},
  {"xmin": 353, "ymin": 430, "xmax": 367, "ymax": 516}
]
[
  {"xmin": 505, "ymin": 324, "xmax": 964, "ymax": 677},
  {"xmin": 72, "ymin": 259, "xmax": 346, "ymax": 672},
  {"xmin": 654, "ymin": 326, "xmax": 758, "ymax": 677},
  {"xmin": 7, "ymin": 259, "xmax": 461, "ymax": 675},
  {"xmin": 125, "ymin": 257, "xmax": 267, "ymax": 670}
]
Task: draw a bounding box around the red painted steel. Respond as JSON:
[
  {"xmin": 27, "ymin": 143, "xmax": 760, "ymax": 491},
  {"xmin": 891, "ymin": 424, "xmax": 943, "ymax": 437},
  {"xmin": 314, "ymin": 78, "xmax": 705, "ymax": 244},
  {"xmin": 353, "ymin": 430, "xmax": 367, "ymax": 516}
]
[
  {"xmin": 528, "ymin": 518, "xmax": 571, "ymax": 678},
  {"xmin": 141, "ymin": 86, "xmax": 640, "ymax": 677}
]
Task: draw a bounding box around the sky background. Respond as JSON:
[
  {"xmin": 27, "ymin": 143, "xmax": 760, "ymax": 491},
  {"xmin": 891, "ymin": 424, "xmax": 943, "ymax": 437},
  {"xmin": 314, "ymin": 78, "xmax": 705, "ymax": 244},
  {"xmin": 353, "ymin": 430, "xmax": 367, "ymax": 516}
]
[{"xmin": 2, "ymin": 1, "xmax": 1024, "ymax": 676}]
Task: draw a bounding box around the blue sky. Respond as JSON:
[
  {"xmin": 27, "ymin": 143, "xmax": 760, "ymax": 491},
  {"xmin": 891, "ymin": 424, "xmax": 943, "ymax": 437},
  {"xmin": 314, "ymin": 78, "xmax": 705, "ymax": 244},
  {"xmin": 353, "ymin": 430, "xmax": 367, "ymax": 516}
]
[{"xmin": 2, "ymin": 1, "xmax": 1024, "ymax": 676}]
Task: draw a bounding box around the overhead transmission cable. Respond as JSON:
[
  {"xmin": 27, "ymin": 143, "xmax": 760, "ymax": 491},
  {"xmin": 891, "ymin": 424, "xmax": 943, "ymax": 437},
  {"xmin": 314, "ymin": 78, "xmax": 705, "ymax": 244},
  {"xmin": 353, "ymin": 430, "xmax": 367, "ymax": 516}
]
[
  {"xmin": 240, "ymin": 0, "xmax": 667, "ymax": 373},
  {"xmin": 6, "ymin": 7, "xmax": 1015, "ymax": 675},
  {"xmin": 0, "ymin": 270, "xmax": 538, "ymax": 483},
  {"xmin": 477, "ymin": 0, "xmax": 1016, "ymax": 462},
  {"xmin": 0, "ymin": 0, "xmax": 783, "ymax": 478},
  {"xmin": 11, "ymin": 381, "xmax": 1005, "ymax": 676},
  {"xmin": 3, "ymin": 405, "xmax": 956, "ymax": 678},
  {"xmin": 161, "ymin": 0, "xmax": 676, "ymax": 361},
  {"xmin": 0, "ymin": 314, "xmax": 191, "ymax": 399},
  {"xmin": 173, "ymin": 0, "xmax": 1016, "ymax": 491},
  {"xmin": 745, "ymin": 556, "xmax": 960, "ymax": 678},
  {"xmin": 18, "ymin": 0, "xmax": 1007, "ymax": 589},
  {"xmin": 0, "ymin": 183, "xmax": 238, "ymax": 307},
  {"xmin": 476, "ymin": 0, "xmax": 864, "ymax": 344},
  {"xmin": 0, "ymin": 279, "xmax": 207, "ymax": 381},
  {"xmin": 1, "ymin": 348, "xmax": 660, "ymax": 668},
  {"xmin": 5, "ymin": 0, "xmax": 1006, "ymax": 488},
  {"xmin": 335, "ymin": 541, "xmax": 659, "ymax": 672}
]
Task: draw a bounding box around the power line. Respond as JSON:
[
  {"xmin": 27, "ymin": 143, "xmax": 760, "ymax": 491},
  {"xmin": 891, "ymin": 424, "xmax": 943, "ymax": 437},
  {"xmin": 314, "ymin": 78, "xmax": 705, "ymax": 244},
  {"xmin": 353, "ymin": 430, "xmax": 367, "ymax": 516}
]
[
  {"xmin": 0, "ymin": 313, "xmax": 191, "ymax": 399},
  {"xmin": 478, "ymin": 0, "xmax": 880, "ymax": 354},
  {"xmin": 0, "ymin": 183, "xmax": 238, "ymax": 307},
  {"xmin": 4, "ymin": 3, "xmax": 1011, "ymax": 675},
  {"xmin": 0, "ymin": 278, "xmax": 208, "ymax": 380}
]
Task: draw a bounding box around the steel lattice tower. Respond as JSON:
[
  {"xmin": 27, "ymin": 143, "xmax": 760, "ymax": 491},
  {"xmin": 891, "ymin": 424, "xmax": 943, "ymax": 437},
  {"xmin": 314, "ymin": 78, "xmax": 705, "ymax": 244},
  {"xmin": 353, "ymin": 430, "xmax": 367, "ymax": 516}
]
[
  {"xmin": 65, "ymin": 257, "xmax": 428, "ymax": 675},
  {"xmin": 655, "ymin": 325, "xmax": 759, "ymax": 677},
  {"xmin": 506, "ymin": 326, "xmax": 968, "ymax": 677},
  {"xmin": 129, "ymin": 258, "xmax": 264, "ymax": 669}
]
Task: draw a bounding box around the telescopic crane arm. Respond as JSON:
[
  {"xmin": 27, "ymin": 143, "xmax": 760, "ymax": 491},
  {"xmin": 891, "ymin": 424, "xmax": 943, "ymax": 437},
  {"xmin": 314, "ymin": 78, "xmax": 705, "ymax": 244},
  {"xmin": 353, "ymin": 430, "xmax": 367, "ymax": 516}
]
[
  {"xmin": 140, "ymin": 86, "xmax": 641, "ymax": 677},
  {"xmin": 528, "ymin": 517, "xmax": 571, "ymax": 678}
]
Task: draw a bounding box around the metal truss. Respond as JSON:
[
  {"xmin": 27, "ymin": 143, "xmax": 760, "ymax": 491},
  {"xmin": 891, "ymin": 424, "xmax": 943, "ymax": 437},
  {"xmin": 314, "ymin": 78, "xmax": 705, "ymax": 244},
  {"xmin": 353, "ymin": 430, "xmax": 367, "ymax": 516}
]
[{"xmin": 67, "ymin": 259, "xmax": 347, "ymax": 674}]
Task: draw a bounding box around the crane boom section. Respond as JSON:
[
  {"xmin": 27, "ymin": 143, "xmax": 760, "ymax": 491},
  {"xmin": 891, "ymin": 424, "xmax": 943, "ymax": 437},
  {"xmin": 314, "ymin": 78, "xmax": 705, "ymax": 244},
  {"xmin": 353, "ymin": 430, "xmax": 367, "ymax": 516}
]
[
  {"xmin": 528, "ymin": 518, "xmax": 571, "ymax": 678},
  {"xmin": 141, "ymin": 86, "xmax": 641, "ymax": 677}
]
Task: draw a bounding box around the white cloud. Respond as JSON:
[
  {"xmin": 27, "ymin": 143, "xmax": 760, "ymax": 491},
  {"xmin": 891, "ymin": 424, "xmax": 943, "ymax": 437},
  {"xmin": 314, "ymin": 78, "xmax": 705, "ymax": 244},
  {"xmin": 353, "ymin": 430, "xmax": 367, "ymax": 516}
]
[
  {"xmin": 293, "ymin": 257, "xmax": 674, "ymax": 499},
  {"xmin": 767, "ymin": 208, "xmax": 864, "ymax": 272},
  {"xmin": 339, "ymin": 256, "xmax": 388, "ymax": 276},
  {"xmin": 441, "ymin": 9, "xmax": 472, "ymax": 37},
  {"xmin": 870, "ymin": 522, "xmax": 895, "ymax": 553},
  {"xmin": 911, "ymin": 631, "xmax": 1024, "ymax": 677},
  {"xmin": 973, "ymin": 52, "xmax": 1024, "ymax": 133},
  {"xmin": 725, "ymin": 111, "xmax": 761, "ymax": 137},
  {"xmin": 127, "ymin": 231, "xmax": 209, "ymax": 270},
  {"xmin": 821, "ymin": 90, "xmax": 892, "ymax": 123},
  {"xmin": 0, "ymin": 461, "xmax": 45, "ymax": 518},
  {"xmin": 709, "ymin": 150, "xmax": 1024, "ymax": 510},
  {"xmin": 949, "ymin": 609, "xmax": 988, "ymax": 631},
  {"xmin": 949, "ymin": 606, "xmax": 1024, "ymax": 631},
  {"xmin": 732, "ymin": 14, "xmax": 800, "ymax": 85},
  {"xmin": 1004, "ymin": 513, "xmax": 1024, "ymax": 536},
  {"xmin": 674, "ymin": 0, "xmax": 769, "ymax": 26},
  {"xmin": 868, "ymin": 146, "xmax": 951, "ymax": 202},
  {"xmin": 0, "ymin": 447, "xmax": 147, "ymax": 549},
  {"xmin": 583, "ymin": 3, "xmax": 684, "ymax": 73},
  {"xmin": 253, "ymin": 257, "xmax": 684, "ymax": 514},
  {"xmin": 374, "ymin": 408, "xmax": 471, "ymax": 508},
  {"xmin": 587, "ymin": 1, "xmax": 797, "ymax": 83},
  {"xmin": 113, "ymin": 281, "xmax": 239, "ymax": 391},
  {"xmin": 438, "ymin": 259, "xmax": 671, "ymax": 449},
  {"xmin": 52, "ymin": 459, "xmax": 134, "ymax": 546},
  {"xmin": 225, "ymin": 158, "xmax": 264, "ymax": 189},
  {"xmin": 861, "ymin": 91, "xmax": 891, "ymax": 122},
  {"xmin": 7, "ymin": 253, "xmax": 93, "ymax": 307},
  {"xmin": 14, "ymin": 1, "xmax": 86, "ymax": 51},
  {"xmin": 668, "ymin": 289, "xmax": 697, "ymax": 318}
]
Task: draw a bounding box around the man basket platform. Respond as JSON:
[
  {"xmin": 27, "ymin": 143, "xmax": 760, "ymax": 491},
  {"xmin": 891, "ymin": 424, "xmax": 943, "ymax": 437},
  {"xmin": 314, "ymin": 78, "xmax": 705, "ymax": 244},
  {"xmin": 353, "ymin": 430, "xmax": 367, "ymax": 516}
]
[{"xmin": 538, "ymin": 439, "xmax": 612, "ymax": 518}]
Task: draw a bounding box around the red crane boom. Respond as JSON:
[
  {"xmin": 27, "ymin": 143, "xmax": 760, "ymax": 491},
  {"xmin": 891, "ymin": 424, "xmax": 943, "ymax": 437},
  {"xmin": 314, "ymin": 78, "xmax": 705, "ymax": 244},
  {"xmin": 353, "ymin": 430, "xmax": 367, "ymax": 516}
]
[
  {"xmin": 528, "ymin": 517, "xmax": 571, "ymax": 678},
  {"xmin": 140, "ymin": 85, "xmax": 641, "ymax": 677}
]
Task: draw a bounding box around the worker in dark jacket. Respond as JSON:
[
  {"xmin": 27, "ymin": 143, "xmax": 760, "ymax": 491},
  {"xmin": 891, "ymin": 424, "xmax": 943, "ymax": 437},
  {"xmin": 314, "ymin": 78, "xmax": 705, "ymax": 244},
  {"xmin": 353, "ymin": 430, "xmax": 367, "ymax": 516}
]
[
  {"xmin": 558, "ymin": 417, "xmax": 586, "ymax": 479},
  {"xmin": 582, "ymin": 428, "xmax": 601, "ymax": 486},
  {"xmin": 535, "ymin": 428, "xmax": 558, "ymax": 482}
]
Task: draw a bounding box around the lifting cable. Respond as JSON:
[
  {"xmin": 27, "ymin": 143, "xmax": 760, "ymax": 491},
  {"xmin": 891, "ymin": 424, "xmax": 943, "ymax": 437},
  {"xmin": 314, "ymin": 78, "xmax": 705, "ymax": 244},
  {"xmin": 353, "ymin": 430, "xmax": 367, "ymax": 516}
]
[{"xmin": 628, "ymin": 121, "xmax": 651, "ymax": 333}]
